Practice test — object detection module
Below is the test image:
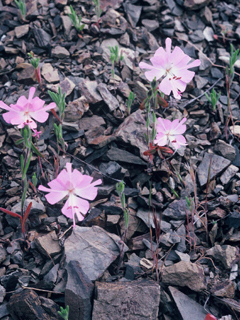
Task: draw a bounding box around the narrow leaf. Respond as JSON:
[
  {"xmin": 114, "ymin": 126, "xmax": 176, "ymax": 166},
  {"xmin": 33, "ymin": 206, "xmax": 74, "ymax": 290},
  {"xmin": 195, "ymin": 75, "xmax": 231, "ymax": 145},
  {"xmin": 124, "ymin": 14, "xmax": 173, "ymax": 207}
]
[
  {"xmin": 0, "ymin": 207, "xmax": 22, "ymax": 220},
  {"xmin": 22, "ymin": 202, "xmax": 32, "ymax": 235}
]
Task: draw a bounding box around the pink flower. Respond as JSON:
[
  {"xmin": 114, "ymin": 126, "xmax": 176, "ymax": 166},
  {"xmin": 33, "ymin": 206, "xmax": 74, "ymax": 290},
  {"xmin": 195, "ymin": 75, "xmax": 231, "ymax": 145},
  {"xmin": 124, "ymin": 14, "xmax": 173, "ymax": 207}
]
[
  {"xmin": 38, "ymin": 163, "xmax": 102, "ymax": 227},
  {"xmin": 139, "ymin": 38, "xmax": 201, "ymax": 99},
  {"xmin": 154, "ymin": 117, "xmax": 187, "ymax": 149},
  {"xmin": 0, "ymin": 87, "xmax": 56, "ymax": 129},
  {"xmin": 32, "ymin": 129, "xmax": 42, "ymax": 139}
]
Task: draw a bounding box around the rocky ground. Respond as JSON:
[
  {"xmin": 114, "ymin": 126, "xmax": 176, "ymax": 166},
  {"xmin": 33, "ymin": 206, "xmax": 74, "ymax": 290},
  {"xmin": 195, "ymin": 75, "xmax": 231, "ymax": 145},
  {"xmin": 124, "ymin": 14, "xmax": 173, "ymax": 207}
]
[{"xmin": 0, "ymin": 0, "xmax": 240, "ymax": 319}]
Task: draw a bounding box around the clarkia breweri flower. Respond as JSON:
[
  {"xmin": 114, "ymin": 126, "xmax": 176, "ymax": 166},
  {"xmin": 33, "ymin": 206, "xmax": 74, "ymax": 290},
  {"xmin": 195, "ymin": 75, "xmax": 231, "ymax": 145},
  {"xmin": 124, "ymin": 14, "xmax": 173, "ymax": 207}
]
[
  {"xmin": 39, "ymin": 163, "xmax": 102, "ymax": 227},
  {"xmin": 139, "ymin": 38, "xmax": 201, "ymax": 99},
  {"xmin": 154, "ymin": 117, "xmax": 187, "ymax": 150},
  {"xmin": 0, "ymin": 87, "xmax": 56, "ymax": 129}
]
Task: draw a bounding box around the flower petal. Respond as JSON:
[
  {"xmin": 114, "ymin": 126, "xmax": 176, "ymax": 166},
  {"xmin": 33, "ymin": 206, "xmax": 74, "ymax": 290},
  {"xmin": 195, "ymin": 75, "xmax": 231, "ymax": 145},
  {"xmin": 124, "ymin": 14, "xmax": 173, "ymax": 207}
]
[
  {"xmin": 38, "ymin": 185, "xmax": 68, "ymax": 205},
  {"xmin": 159, "ymin": 77, "xmax": 172, "ymax": 96},
  {"xmin": 28, "ymin": 87, "xmax": 36, "ymax": 100},
  {"xmin": 74, "ymin": 178, "xmax": 102, "ymax": 200}
]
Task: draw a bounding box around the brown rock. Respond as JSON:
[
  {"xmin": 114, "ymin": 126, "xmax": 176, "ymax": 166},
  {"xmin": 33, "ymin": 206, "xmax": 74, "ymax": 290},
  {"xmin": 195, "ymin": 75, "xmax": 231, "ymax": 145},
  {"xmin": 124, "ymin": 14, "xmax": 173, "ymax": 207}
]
[
  {"xmin": 206, "ymin": 245, "xmax": 238, "ymax": 269},
  {"xmin": 66, "ymin": 261, "xmax": 94, "ymax": 320},
  {"xmin": 97, "ymin": 83, "xmax": 119, "ymax": 112},
  {"xmin": 115, "ymin": 109, "xmax": 148, "ymax": 159},
  {"xmin": 41, "ymin": 63, "xmax": 59, "ymax": 83},
  {"xmin": 52, "ymin": 45, "xmax": 70, "ymax": 59},
  {"xmin": 65, "ymin": 96, "xmax": 89, "ymax": 121},
  {"xmin": 211, "ymin": 280, "xmax": 236, "ymax": 299},
  {"xmin": 162, "ymin": 261, "xmax": 206, "ymax": 292},
  {"xmin": 8, "ymin": 289, "xmax": 59, "ymax": 320},
  {"xmin": 15, "ymin": 24, "xmax": 29, "ymax": 38},
  {"xmin": 34, "ymin": 231, "xmax": 62, "ymax": 257},
  {"xmin": 17, "ymin": 64, "xmax": 36, "ymax": 84},
  {"xmin": 78, "ymin": 79, "xmax": 102, "ymax": 104},
  {"xmin": 92, "ymin": 280, "xmax": 160, "ymax": 320},
  {"xmin": 49, "ymin": 78, "xmax": 75, "ymax": 97},
  {"xmin": 184, "ymin": 0, "xmax": 212, "ymax": 10}
]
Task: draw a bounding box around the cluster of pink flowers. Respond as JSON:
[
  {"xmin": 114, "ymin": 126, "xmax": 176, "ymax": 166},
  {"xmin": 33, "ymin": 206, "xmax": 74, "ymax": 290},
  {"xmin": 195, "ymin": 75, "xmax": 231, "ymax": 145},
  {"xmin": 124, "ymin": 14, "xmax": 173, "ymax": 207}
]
[
  {"xmin": 39, "ymin": 163, "xmax": 102, "ymax": 227},
  {"xmin": 139, "ymin": 37, "xmax": 201, "ymax": 100},
  {"xmin": 0, "ymin": 87, "xmax": 56, "ymax": 134},
  {"xmin": 139, "ymin": 37, "xmax": 199, "ymax": 150}
]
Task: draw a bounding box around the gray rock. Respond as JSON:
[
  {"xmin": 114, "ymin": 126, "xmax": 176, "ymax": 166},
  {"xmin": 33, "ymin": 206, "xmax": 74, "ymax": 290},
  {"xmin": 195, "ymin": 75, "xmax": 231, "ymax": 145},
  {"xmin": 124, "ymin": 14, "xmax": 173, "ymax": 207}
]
[
  {"xmin": 115, "ymin": 109, "xmax": 148, "ymax": 160},
  {"xmin": 50, "ymin": 78, "xmax": 75, "ymax": 97},
  {"xmin": 65, "ymin": 260, "xmax": 94, "ymax": 320},
  {"xmin": 0, "ymin": 285, "xmax": 6, "ymax": 303},
  {"xmin": 15, "ymin": 24, "xmax": 29, "ymax": 38},
  {"xmin": 214, "ymin": 140, "xmax": 236, "ymax": 161},
  {"xmin": 194, "ymin": 75, "xmax": 208, "ymax": 89},
  {"xmin": 220, "ymin": 165, "xmax": 239, "ymax": 185},
  {"xmin": 198, "ymin": 51, "xmax": 212, "ymax": 70},
  {"xmin": 142, "ymin": 19, "xmax": 159, "ymax": 32},
  {"xmin": 197, "ymin": 153, "xmax": 231, "ymax": 186},
  {"xmin": 203, "ymin": 26, "xmax": 214, "ymax": 42},
  {"xmin": 65, "ymin": 226, "xmax": 128, "ymax": 281},
  {"xmin": 11, "ymin": 199, "xmax": 45, "ymax": 214},
  {"xmin": 189, "ymin": 30, "xmax": 204, "ymax": 42},
  {"xmin": 183, "ymin": 0, "xmax": 212, "ymax": 10},
  {"xmin": 79, "ymin": 115, "xmax": 106, "ymax": 131},
  {"xmin": 34, "ymin": 231, "xmax": 62, "ymax": 257},
  {"xmin": 169, "ymin": 287, "xmax": 208, "ymax": 320},
  {"xmin": 43, "ymin": 263, "xmax": 59, "ymax": 285},
  {"xmin": 0, "ymin": 303, "xmax": 9, "ymax": 318},
  {"xmin": 92, "ymin": 280, "xmax": 160, "ymax": 320},
  {"xmin": 78, "ymin": 79, "xmax": 102, "ymax": 104},
  {"xmin": 137, "ymin": 208, "xmax": 171, "ymax": 232},
  {"xmin": 160, "ymin": 231, "xmax": 181, "ymax": 247},
  {"xmin": 162, "ymin": 261, "xmax": 206, "ymax": 292},
  {"xmin": 97, "ymin": 83, "xmax": 119, "ymax": 112},
  {"xmin": 0, "ymin": 247, "xmax": 7, "ymax": 264},
  {"xmin": 52, "ymin": 46, "xmax": 70, "ymax": 59},
  {"xmin": 61, "ymin": 15, "xmax": 72, "ymax": 36},
  {"xmin": 33, "ymin": 28, "xmax": 51, "ymax": 48},
  {"xmin": 106, "ymin": 147, "xmax": 146, "ymax": 165},
  {"xmin": 162, "ymin": 199, "xmax": 191, "ymax": 220},
  {"xmin": 206, "ymin": 245, "xmax": 237, "ymax": 269},
  {"xmin": 123, "ymin": 2, "xmax": 142, "ymax": 28},
  {"xmin": 211, "ymin": 280, "xmax": 235, "ymax": 299}
]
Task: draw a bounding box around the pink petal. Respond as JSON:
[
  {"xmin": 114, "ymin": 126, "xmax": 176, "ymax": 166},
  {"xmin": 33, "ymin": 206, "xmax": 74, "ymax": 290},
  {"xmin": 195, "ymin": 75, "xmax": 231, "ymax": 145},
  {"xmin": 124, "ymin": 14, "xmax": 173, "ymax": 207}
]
[
  {"xmin": 62, "ymin": 196, "xmax": 89, "ymax": 217},
  {"xmin": 30, "ymin": 106, "xmax": 53, "ymax": 123},
  {"xmin": 28, "ymin": 87, "xmax": 36, "ymax": 100},
  {"xmin": 75, "ymin": 178, "xmax": 102, "ymax": 200},
  {"xmin": 170, "ymin": 118, "xmax": 187, "ymax": 135},
  {"xmin": 139, "ymin": 61, "xmax": 153, "ymax": 70},
  {"xmin": 171, "ymin": 135, "xmax": 187, "ymax": 149},
  {"xmin": 170, "ymin": 47, "xmax": 186, "ymax": 66},
  {"xmin": 159, "ymin": 77, "xmax": 172, "ymax": 96},
  {"xmin": 145, "ymin": 69, "xmax": 165, "ymax": 82},
  {"xmin": 38, "ymin": 185, "xmax": 68, "ymax": 205},
  {"xmin": 29, "ymin": 97, "xmax": 45, "ymax": 111},
  {"xmin": 154, "ymin": 133, "xmax": 168, "ymax": 146},
  {"xmin": 2, "ymin": 110, "xmax": 21, "ymax": 124},
  {"xmin": 16, "ymin": 96, "xmax": 28, "ymax": 107},
  {"xmin": 0, "ymin": 101, "xmax": 12, "ymax": 111},
  {"xmin": 165, "ymin": 37, "xmax": 172, "ymax": 54}
]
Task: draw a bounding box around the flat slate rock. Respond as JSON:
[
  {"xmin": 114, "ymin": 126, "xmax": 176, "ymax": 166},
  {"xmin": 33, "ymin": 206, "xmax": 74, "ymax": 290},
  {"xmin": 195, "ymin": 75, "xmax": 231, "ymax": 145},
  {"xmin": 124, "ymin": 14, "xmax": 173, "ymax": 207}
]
[
  {"xmin": 106, "ymin": 147, "xmax": 146, "ymax": 165},
  {"xmin": 114, "ymin": 109, "xmax": 148, "ymax": 160},
  {"xmin": 169, "ymin": 287, "xmax": 208, "ymax": 320},
  {"xmin": 65, "ymin": 261, "xmax": 94, "ymax": 320},
  {"xmin": 162, "ymin": 261, "xmax": 206, "ymax": 292},
  {"xmin": 65, "ymin": 226, "xmax": 128, "ymax": 281},
  {"xmin": 197, "ymin": 153, "xmax": 231, "ymax": 186},
  {"xmin": 92, "ymin": 279, "xmax": 160, "ymax": 320}
]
